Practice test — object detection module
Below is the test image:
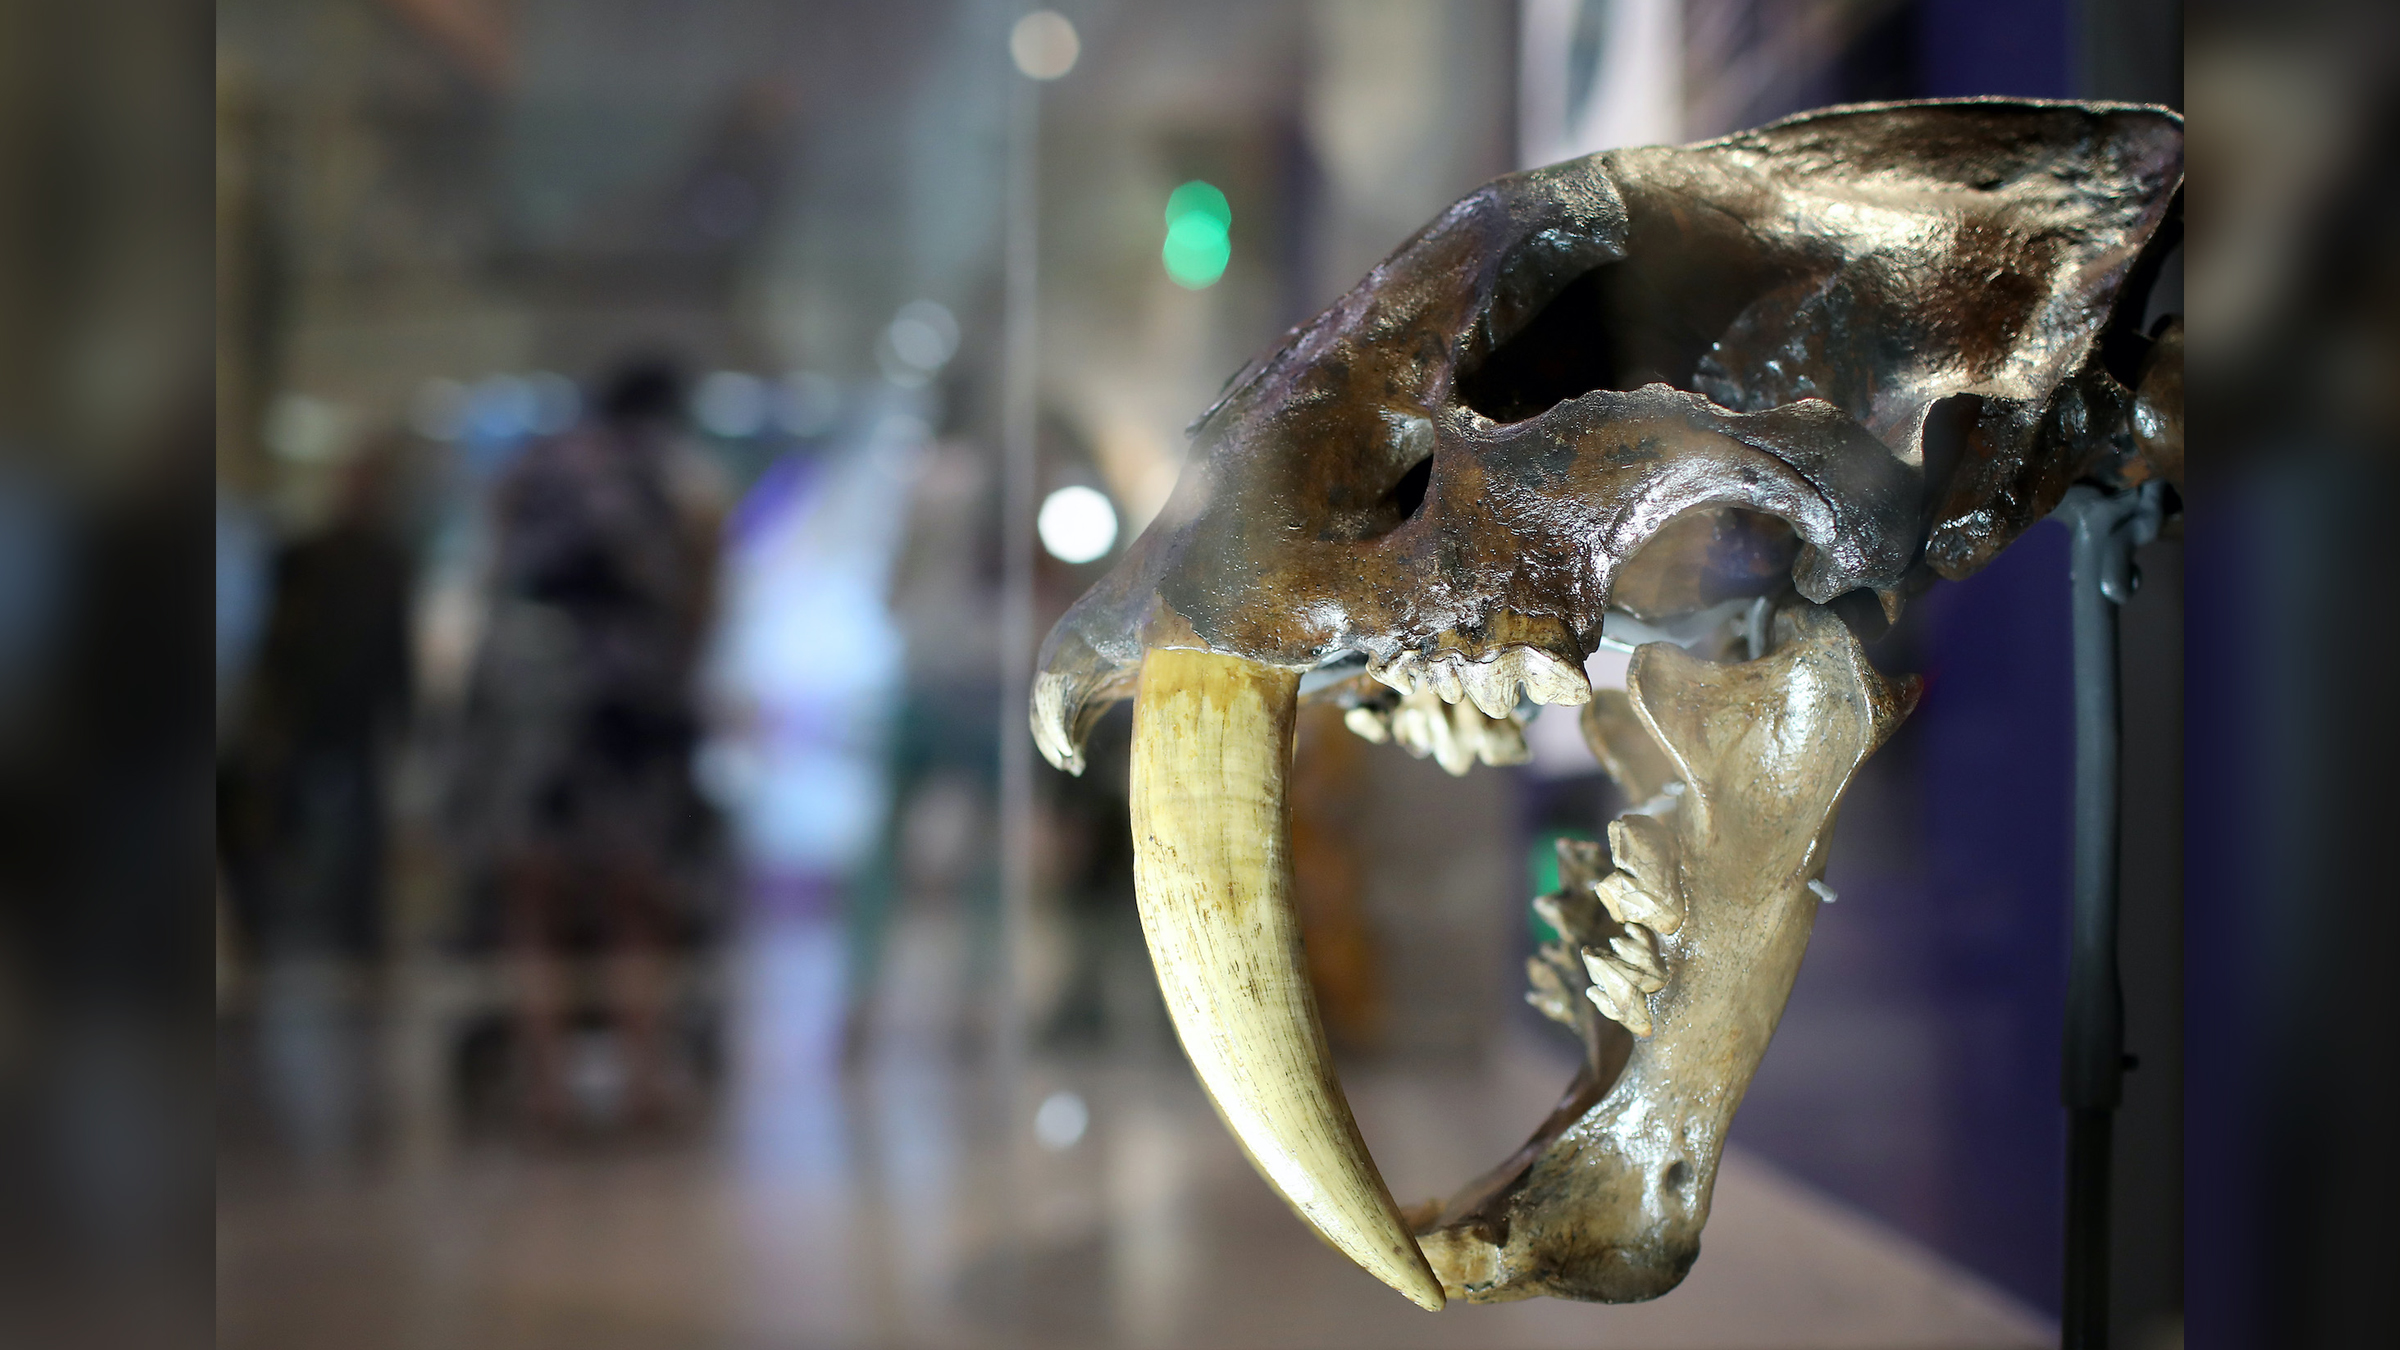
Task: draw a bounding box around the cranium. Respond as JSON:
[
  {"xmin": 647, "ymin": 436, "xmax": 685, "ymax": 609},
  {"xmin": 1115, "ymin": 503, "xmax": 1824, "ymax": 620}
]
[{"xmin": 1032, "ymin": 99, "xmax": 2182, "ymax": 1308}]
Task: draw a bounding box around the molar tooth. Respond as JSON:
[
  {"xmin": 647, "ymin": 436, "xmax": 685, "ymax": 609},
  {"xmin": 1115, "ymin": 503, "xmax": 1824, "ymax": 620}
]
[
  {"xmin": 1584, "ymin": 979, "xmax": 1632, "ymax": 1028},
  {"xmin": 1579, "ymin": 948, "xmax": 1654, "ymax": 1037},
  {"xmin": 1606, "ymin": 816, "xmax": 1678, "ymax": 897},
  {"xmin": 1592, "ymin": 871, "xmax": 1679, "ymax": 934},
  {"xmin": 1554, "ymin": 836, "xmax": 1610, "ymax": 891},
  {"xmin": 1530, "ymin": 892, "xmax": 1569, "ymax": 938},
  {"xmin": 1461, "ymin": 658, "xmax": 1518, "ymax": 720},
  {"xmin": 1513, "ymin": 645, "xmax": 1593, "ymax": 707},
  {"xmin": 1608, "ymin": 926, "xmax": 1669, "ymax": 992},
  {"xmin": 1342, "ymin": 706, "xmax": 1392, "ymax": 744},
  {"xmin": 1524, "ymin": 956, "xmax": 1578, "ymax": 1027}
]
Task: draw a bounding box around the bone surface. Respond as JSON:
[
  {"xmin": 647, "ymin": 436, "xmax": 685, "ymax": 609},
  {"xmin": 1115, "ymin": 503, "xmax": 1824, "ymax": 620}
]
[
  {"xmin": 1031, "ymin": 100, "xmax": 2180, "ymax": 770},
  {"xmin": 1033, "ymin": 98, "xmax": 2179, "ymax": 1309},
  {"xmin": 1128, "ymin": 646, "xmax": 1445, "ymax": 1310},
  {"xmin": 1417, "ymin": 604, "xmax": 1919, "ymax": 1302}
]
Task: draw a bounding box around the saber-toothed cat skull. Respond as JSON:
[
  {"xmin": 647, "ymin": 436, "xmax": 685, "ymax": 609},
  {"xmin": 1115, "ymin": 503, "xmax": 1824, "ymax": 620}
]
[{"xmin": 1031, "ymin": 99, "xmax": 2181, "ymax": 1308}]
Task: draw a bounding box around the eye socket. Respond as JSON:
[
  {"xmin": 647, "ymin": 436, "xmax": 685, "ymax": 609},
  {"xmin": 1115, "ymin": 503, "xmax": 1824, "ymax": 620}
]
[
  {"xmin": 1456, "ymin": 257, "xmax": 1782, "ymax": 424},
  {"xmin": 1388, "ymin": 454, "xmax": 1433, "ymax": 521}
]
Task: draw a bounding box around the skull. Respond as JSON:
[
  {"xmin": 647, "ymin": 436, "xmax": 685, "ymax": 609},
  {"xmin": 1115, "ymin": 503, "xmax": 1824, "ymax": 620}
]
[{"xmin": 1032, "ymin": 99, "xmax": 2181, "ymax": 1308}]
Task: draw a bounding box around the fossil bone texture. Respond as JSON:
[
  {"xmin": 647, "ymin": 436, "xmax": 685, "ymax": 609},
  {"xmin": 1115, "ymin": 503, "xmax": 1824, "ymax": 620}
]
[{"xmin": 1033, "ymin": 99, "xmax": 2181, "ymax": 1306}]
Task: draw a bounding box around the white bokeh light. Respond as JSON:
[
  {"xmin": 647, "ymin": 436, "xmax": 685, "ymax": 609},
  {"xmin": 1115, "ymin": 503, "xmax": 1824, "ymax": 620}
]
[
  {"xmin": 1009, "ymin": 10, "xmax": 1079, "ymax": 81},
  {"xmin": 1037, "ymin": 485, "xmax": 1117, "ymax": 563},
  {"xmin": 1033, "ymin": 1090, "xmax": 1088, "ymax": 1150}
]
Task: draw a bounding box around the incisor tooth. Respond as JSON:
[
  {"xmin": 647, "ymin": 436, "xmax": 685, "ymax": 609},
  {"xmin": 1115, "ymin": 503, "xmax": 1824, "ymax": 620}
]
[
  {"xmin": 1129, "ymin": 647, "xmax": 1444, "ymax": 1311},
  {"xmin": 1427, "ymin": 656, "xmax": 1465, "ymax": 706},
  {"xmin": 1368, "ymin": 649, "xmax": 1422, "ymax": 695}
]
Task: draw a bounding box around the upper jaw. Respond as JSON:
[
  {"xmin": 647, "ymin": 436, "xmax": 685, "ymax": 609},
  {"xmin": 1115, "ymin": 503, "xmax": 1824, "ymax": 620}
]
[{"xmin": 1031, "ymin": 384, "xmax": 1917, "ymax": 775}]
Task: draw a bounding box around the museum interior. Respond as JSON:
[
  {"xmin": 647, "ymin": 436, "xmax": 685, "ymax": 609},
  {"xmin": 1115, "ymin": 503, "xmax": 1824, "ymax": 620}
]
[{"xmin": 176, "ymin": 1, "xmax": 2309, "ymax": 1347}]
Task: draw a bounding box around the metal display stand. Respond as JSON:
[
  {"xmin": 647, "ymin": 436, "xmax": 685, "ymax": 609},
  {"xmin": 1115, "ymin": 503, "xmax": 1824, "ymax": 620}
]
[{"xmin": 2052, "ymin": 481, "xmax": 2166, "ymax": 1350}]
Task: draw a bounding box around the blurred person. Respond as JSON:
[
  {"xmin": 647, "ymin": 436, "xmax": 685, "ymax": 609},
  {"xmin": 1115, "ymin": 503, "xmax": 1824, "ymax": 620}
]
[
  {"xmin": 215, "ymin": 441, "xmax": 416, "ymax": 1165},
  {"xmin": 218, "ymin": 443, "xmax": 415, "ymax": 967},
  {"xmin": 454, "ymin": 358, "xmax": 726, "ymax": 1130},
  {"xmin": 834, "ymin": 434, "xmax": 993, "ymax": 1062}
]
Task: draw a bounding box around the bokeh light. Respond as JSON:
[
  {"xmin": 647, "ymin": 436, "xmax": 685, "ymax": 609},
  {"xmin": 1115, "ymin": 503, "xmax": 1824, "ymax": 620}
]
[
  {"xmin": 1036, "ymin": 484, "xmax": 1118, "ymax": 563},
  {"xmin": 1161, "ymin": 180, "xmax": 1231, "ymax": 289},
  {"xmin": 1033, "ymin": 1090, "xmax": 1089, "ymax": 1150},
  {"xmin": 1009, "ymin": 10, "xmax": 1079, "ymax": 81}
]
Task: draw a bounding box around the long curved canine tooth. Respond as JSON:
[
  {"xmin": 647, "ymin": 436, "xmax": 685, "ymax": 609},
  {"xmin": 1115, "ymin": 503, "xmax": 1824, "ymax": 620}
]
[{"xmin": 1129, "ymin": 647, "xmax": 1446, "ymax": 1311}]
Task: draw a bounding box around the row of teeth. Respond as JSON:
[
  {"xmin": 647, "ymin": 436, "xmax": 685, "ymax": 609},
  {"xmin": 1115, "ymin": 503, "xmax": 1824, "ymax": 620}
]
[
  {"xmin": 1343, "ymin": 687, "xmax": 1529, "ymax": 776},
  {"xmin": 1525, "ymin": 816, "xmax": 1685, "ymax": 1038},
  {"xmin": 1366, "ymin": 643, "xmax": 1591, "ymax": 720}
]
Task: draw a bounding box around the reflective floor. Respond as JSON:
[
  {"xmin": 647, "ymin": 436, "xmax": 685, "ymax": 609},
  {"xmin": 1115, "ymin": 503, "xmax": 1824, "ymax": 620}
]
[{"xmin": 219, "ymin": 913, "xmax": 2049, "ymax": 1350}]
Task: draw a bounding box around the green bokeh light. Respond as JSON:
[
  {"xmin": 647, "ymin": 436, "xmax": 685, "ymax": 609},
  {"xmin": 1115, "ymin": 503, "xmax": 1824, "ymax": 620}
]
[
  {"xmin": 1164, "ymin": 180, "xmax": 1231, "ymax": 229},
  {"xmin": 1161, "ymin": 180, "xmax": 1231, "ymax": 289}
]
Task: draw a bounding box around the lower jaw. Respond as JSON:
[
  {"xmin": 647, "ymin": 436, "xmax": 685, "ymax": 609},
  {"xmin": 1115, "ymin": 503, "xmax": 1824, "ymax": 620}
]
[{"xmin": 1120, "ymin": 602, "xmax": 1916, "ymax": 1307}]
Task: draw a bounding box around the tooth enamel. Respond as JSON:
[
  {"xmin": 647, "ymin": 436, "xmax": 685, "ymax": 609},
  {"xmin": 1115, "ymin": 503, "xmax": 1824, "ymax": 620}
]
[
  {"xmin": 1591, "ymin": 870, "xmax": 1679, "ymax": 934},
  {"xmin": 1514, "ymin": 645, "xmax": 1594, "ymax": 707},
  {"xmin": 1525, "ymin": 955, "xmax": 1578, "ymax": 1026},
  {"xmin": 1530, "ymin": 892, "xmax": 1567, "ymax": 935},
  {"xmin": 1459, "ymin": 644, "xmax": 1593, "ymax": 720},
  {"xmin": 1579, "ymin": 950, "xmax": 1654, "ymax": 1037},
  {"xmin": 1554, "ymin": 836, "xmax": 1610, "ymax": 891},
  {"xmin": 1389, "ymin": 692, "xmax": 1449, "ymax": 766},
  {"xmin": 1368, "ymin": 649, "xmax": 1422, "ymax": 695},
  {"xmin": 1427, "ymin": 656, "xmax": 1465, "ymax": 706},
  {"xmin": 1472, "ymin": 708, "xmax": 1532, "ymax": 768},
  {"xmin": 1030, "ymin": 670, "xmax": 1086, "ymax": 774},
  {"xmin": 1607, "ymin": 926, "xmax": 1669, "ymax": 991},
  {"xmin": 1342, "ymin": 705, "xmax": 1393, "ymax": 744},
  {"xmin": 1128, "ymin": 647, "xmax": 1445, "ymax": 1311},
  {"xmin": 1583, "ymin": 980, "xmax": 1630, "ymax": 1028},
  {"xmin": 1461, "ymin": 659, "xmax": 1518, "ymax": 720},
  {"xmin": 1604, "ymin": 815, "xmax": 1681, "ymax": 929},
  {"xmin": 1380, "ymin": 686, "xmax": 1533, "ymax": 776}
]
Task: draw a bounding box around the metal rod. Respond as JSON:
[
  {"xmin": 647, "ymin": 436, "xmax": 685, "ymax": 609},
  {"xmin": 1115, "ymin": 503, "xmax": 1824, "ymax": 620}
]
[
  {"xmin": 999, "ymin": 27, "xmax": 1039, "ymax": 1079},
  {"xmin": 2053, "ymin": 481, "xmax": 2163, "ymax": 1350}
]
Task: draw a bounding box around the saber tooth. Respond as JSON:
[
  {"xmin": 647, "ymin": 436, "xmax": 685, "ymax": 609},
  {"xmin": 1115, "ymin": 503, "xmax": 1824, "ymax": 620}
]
[{"xmin": 1129, "ymin": 646, "xmax": 1445, "ymax": 1311}]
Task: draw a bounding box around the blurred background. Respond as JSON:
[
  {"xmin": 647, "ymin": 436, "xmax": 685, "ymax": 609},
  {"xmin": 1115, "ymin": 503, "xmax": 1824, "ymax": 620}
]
[
  {"xmin": 200, "ymin": 3, "xmax": 2191, "ymax": 1349},
  {"xmin": 62, "ymin": 1, "xmax": 2400, "ymax": 1348}
]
